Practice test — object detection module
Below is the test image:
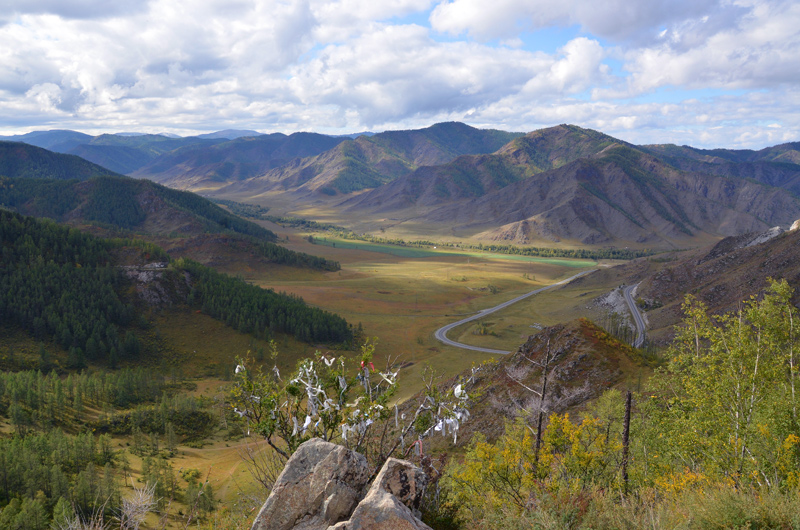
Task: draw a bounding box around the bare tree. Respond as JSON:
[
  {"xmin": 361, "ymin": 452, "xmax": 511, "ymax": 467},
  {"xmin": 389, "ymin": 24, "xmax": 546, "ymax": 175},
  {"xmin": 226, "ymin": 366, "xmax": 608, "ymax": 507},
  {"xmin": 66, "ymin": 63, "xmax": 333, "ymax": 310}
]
[{"xmin": 119, "ymin": 479, "xmax": 156, "ymax": 530}]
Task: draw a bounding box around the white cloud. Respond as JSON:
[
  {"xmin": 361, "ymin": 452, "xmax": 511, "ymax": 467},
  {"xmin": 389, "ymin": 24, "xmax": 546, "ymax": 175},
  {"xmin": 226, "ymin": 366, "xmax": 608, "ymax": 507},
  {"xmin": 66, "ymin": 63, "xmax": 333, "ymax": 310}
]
[
  {"xmin": 521, "ymin": 37, "xmax": 608, "ymax": 95},
  {"xmin": 0, "ymin": 0, "xmax": 797, "ymax": 149},
  {"xmin": 464, "ymin": 87, "xmax": 800, "ymax": 149},
  {"xmin": 289, "ymin": 24, "xmax": 551, "ymax": 126},
  {"xmin": 429, "ymin": 0, "xmax": 725, "ymax": 43},
  {"xmin": 622, "ymin": 0, "xmax": 800, "ymax": 93},
  {"xmin": 2, "ymin": 0, "xmax": 151, "ymax": 21}
]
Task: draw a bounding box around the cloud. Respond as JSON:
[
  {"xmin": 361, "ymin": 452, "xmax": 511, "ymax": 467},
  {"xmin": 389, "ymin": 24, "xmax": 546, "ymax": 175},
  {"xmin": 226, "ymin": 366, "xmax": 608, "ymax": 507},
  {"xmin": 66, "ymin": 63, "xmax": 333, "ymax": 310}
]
[
  {"xmin": 621, "ymin": 0, "xmax": 800, "ymax": 93},
  {"xmin": 520, "ymin": 37, "xmax": 608, "ymax": 95},
  {"xmin": 463, "ymin": 87, "xmax": 800, "ymax": 149},
  {"xmin": 0, "ymin": 0, "xmax": 797, "ymax": 149},
  {"xmin": 289, "ymin": 25, "xmax": 535, "ymax": 125},
  {"xmin": 429, "ymin": 0, "xmax": 726, "ymax": 43},
  {"xmin": 287, "ymin": 27, "xmax": 615, "ymax": 127},
  {"xmin": 3, "ymin": 0, "xmax": 151, "ymax": 20}
]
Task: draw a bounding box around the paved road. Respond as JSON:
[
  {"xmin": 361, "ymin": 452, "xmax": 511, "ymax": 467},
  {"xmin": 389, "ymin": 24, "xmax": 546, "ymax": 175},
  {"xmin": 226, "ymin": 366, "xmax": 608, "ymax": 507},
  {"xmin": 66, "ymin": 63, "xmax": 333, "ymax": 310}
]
[
  {"xmin": 434, "ymin": 269, "xmax": 596, "ymax": 355},
  {"xmin": 623, "ymin": 283, "xmax": 646, "ymax": 348}
]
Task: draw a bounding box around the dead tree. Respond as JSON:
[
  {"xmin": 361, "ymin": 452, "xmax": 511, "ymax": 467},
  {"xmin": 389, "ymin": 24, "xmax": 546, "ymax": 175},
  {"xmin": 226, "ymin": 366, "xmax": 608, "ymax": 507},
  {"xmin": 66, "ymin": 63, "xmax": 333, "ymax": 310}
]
[{"xmin": 506, "ymin": 334, "xmax": 558, "ymax": 466}]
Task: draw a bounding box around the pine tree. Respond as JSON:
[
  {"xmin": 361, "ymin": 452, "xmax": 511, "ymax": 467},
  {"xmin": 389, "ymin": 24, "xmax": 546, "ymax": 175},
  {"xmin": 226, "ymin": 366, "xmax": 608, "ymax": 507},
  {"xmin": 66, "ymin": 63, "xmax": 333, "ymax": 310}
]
[
  {"xmin": 166, "ymin": 423, "xmax": 178, "ymax": 456},
  {"xmin": 51, "ymin": 497, "xmax": 74, "ymax": 529}
]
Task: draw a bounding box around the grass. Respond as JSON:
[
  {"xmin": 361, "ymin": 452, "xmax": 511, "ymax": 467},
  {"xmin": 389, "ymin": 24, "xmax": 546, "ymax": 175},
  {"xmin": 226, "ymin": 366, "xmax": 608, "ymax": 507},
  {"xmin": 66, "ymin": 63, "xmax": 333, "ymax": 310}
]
[
  {"xmin": 311, "ymin": 236, "xmax": 598, "ymax": 267},
  {"xmin": 148, "ymin": 311, "xmax": 318, "ymax": 378},
  {"xmin": 237, "ymin": 231, "xmax": 601, "ymax": 401},
  {"xmin": 311, "ymin": 237, "xmax": 442, "ymax": 257}
]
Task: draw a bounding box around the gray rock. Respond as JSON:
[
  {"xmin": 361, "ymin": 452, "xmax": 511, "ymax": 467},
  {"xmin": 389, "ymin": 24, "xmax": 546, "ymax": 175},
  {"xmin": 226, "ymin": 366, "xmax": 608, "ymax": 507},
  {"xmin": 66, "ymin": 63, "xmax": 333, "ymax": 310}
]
[
  {"xmin": 251, "ymin": 438, "xmax": 370, "ymax": 530},
  {"xmin": 327, "ymin": 458, "xmax": 432, "ymax": 530}
]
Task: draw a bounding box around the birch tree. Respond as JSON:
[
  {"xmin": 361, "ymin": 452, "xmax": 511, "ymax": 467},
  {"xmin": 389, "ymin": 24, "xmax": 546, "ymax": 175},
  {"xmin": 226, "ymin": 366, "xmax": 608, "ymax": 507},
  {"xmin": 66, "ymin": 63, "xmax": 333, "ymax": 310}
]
[{"xmin": 644, "ymin": 279, "xmax": 800, "ymax": 488}]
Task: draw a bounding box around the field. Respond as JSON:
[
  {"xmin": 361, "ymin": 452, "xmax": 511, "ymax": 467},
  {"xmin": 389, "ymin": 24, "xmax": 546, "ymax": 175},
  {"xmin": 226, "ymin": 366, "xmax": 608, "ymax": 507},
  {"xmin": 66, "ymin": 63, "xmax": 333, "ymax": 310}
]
[{"xmin": 227, "ymin": 224, "xmax": 607, "ymax": 401}]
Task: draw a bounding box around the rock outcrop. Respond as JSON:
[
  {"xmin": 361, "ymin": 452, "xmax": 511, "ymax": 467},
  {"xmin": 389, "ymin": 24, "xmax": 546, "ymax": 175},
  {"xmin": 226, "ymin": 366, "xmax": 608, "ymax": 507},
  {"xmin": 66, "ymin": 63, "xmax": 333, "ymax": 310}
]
[
  {"xmin": 251, "ymin": 439, "xmax": 371, "ymax": 530},
  {"xmin": 251, "ymin": 439, "xmax": 431, "ymax": 530},
  {"xmin": 329, "ymin": 458, "xmax": 430, "ymax": 530}
]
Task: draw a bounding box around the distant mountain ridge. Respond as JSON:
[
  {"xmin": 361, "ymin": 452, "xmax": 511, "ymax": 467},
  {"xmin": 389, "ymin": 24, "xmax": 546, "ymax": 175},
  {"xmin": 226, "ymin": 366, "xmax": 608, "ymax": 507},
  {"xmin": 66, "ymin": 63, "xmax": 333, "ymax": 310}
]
[
  {"xmin": 1, "ymin": 130, "xmax": 94, "ymax": 152},
  {"xmin": 216, "ymin": 121, "xmax": 523, "ymax": 197},
  {"xmin": 341, "ymin": 125, "xmax": 800, "ymax": 247},
  {"xmin": 641, "ymin": 143, "xmax": 800, "ymax": 196},
  {"xmin": 0, "ymin": 141, "xmax": 118, "ymax": 180},
  {"xmin": 131, "ymin": 132, "xmax": 348, "ymax": 190},
  {"xmin": 6, "ymin": 123, "xmax": 800, "ymax": 250},
  {"xmin": 196, "ymin": 129, "xmax": 263, "ymax": 140}
]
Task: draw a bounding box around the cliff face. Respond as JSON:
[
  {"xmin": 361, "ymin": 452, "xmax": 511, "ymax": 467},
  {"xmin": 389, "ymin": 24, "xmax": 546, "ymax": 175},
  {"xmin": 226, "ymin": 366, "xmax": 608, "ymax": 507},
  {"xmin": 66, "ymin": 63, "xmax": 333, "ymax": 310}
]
[{"xmin": 251, "ymin": 438, "xmax": 431, "ymax": 530}]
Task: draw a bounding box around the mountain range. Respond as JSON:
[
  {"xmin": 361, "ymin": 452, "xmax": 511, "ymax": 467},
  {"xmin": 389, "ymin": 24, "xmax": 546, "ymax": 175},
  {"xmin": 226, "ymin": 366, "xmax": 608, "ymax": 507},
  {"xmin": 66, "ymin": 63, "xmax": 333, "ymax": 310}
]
[
  {"xmin": 0, "ymin": 141, "xmax": 342, "ymax": 271},
  {"xmin": 5, "ymin": 123, "xmax": 800, "ymax": 250}
]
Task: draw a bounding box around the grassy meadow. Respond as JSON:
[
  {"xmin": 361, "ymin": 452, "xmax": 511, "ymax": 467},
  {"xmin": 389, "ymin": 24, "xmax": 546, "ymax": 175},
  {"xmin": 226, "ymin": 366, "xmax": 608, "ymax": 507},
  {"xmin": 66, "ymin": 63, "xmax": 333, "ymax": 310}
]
[{"xmin": 232, "ymin": 224, "xmax": 604, "ymax": 401}]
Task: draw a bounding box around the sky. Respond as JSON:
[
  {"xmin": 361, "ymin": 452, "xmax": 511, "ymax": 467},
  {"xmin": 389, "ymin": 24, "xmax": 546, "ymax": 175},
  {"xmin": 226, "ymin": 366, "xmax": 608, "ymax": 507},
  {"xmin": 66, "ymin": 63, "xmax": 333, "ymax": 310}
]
[{"xmin": 1, "ymin": 0, "xmax": 799, "ymax": 148}]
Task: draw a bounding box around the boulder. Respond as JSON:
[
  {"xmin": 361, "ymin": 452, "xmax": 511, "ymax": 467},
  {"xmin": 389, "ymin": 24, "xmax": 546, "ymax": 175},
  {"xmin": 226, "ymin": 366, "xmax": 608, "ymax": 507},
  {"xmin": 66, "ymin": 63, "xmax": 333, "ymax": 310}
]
[
  {"xmin": 251, "ymin": 438, "xmax": 371, "ymax": 530},
  {"xmin": 327, "ymin": 458, "xmax": 432, "ymax": 530}
]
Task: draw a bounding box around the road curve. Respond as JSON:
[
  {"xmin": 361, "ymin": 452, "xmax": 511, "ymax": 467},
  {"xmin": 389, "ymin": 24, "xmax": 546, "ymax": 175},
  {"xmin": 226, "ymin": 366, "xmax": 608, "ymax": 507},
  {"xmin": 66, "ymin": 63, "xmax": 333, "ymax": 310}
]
[
  {"xmin": 434, "ymin": 269, "xmax": 596, "ymax": 355},
  {"xmin": 623, "ymin": 283, "xmax": 646, "ymax": 348}
]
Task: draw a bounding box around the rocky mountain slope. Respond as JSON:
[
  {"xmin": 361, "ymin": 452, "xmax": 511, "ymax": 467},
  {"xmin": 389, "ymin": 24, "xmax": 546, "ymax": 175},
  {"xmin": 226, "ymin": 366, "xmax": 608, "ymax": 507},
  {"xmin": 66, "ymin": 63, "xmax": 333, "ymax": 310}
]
[
  {"xmin": 340, "ymin": 125, "xmax": 615, "ymax": 211},
  {"xmin": 635, "ymin": 223, "xmax": 800, "ymax": 342},
  {"xmin": 575, "ymin": 221, "xmax": 800, "ymax": 344},
  {"xmin": 215, "ymin": 121, "xmax": 522, "ymax": 197},
  {"xmin": 344, "ymin": 128, "xmax": 800, "ymax": 248},
  {"xmin": 642, "ymin": 142, "xmax": 800, "ymax": 196},
  {"xmin": 421, "ymin": 318, "xmax": 646, "ymax": 448}
]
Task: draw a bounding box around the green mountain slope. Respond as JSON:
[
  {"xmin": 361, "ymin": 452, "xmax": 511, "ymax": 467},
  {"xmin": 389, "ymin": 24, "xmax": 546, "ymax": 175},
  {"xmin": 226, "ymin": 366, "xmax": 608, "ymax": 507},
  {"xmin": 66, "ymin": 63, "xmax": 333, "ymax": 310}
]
[
  {"xmin": 0, "ymin": 175, "xmax": 343, "ymax": 270},
  {"xmin": 0, "ymin": 143, "xmax": 344, "ymax": 270},
  {"xmin": 0, "ymin": 141, "xmax": 118, "ymax": 181},
  {"xmin": 0, "ymin": 211, "xmax": 352, "ymax": 368},
  {"xmin": 0, "ymin": 174, "xmax": 277, "ymax": 239}
]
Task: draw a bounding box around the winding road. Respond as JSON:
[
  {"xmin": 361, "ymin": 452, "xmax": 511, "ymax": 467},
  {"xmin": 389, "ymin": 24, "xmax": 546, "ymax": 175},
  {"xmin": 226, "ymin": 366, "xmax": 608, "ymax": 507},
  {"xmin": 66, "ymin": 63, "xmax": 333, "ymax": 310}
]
[
  {"xmin": 434, "ymin": 269, "xmax": 596, "ymax": 354},
  {"xmin": 623, "ymin": 283, "xmax": 646, "ymax": 348}
]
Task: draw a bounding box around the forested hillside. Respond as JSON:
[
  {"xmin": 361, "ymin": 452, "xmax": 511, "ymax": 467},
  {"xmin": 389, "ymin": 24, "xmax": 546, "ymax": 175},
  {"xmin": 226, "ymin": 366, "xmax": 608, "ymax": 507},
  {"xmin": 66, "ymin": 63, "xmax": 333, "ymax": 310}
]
[
  {"xmin": 0, "ymin": 137, "xmax": 350, "ymax": 270},
  {"xmin": 0, "ymin": 211, "xmax": 352, "ymax": 368},
  {"xmin": 0, "ymin": 174, "xmax": 276, "ymax": 239},
  {"xmin": 0, "ymin": 366, "xmax": 218, "ymax": 527},
  {"xmin": 0, "ymin": 211, "xmax": 160, "ymax": 368},
  {"xmin": 0, "ymin": 141, "xmax": 117, "ymax": 181}
]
